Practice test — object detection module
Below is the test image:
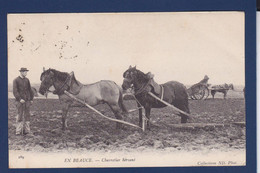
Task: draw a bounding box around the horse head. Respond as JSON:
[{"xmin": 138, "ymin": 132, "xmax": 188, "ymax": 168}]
[
  {"xmin": 39, "ymin": 68, "xmax": 72, "ymax": 95},
  {"xmin": 122, "ymin": 65, "xmax": 154, "ymax": 95},
  {"xmin": 122, "ymin": 65, "xmax": 138, "ymax": 90},
  {"xmin": 39, "ymin": 68, "xmax": 55, "ymax": 95}
]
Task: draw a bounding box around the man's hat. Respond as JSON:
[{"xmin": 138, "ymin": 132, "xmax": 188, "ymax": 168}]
[{"xmin": 19, "ymin": 67, "xmax": 29, "ymax": 72}]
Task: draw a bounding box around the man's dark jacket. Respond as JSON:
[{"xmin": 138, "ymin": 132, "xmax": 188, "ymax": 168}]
[{"xmin": 13, "ymin": 76, "xmax": 34, "ymax": 101}]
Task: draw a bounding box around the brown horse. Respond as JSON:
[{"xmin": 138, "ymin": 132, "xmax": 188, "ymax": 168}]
[
  {"xmin": 122, "ymin": 66, "xmax": 190, "ymax": 129},
  {"xmin": 39, "ymin": 68, "xmax": 127, "ymax": 130},
  {"xmin": 210, "ymin": 83, "xmax": 234, "ymax": 99}
]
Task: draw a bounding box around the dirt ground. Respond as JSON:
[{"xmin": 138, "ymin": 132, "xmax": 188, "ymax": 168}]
[{"xmin": 8, "ymin": 96, "xmax": 246, "ymax": 154}]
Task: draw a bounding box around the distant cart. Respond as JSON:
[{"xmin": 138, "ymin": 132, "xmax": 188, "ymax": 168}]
[{"xmin": 187, "ymin": 75, "xmax": 210, "ymax": 100}]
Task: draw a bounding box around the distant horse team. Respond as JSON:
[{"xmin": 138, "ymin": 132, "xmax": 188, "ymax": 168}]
[
  {"xmin": 36, "ymin": 66, "xmax": 242, "ymax": 131},
  {"xmin": 210, "ymin": 83, "xmax": 234, "ymax": 99},
  {"xmin": 186, "ymin": 75, "xmax": 237, "ymax": 100}
]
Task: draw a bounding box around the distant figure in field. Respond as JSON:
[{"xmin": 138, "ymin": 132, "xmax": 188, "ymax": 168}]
[{"xmin": 198, "ymin": 75, "xmax": 209, "ymax": 86}]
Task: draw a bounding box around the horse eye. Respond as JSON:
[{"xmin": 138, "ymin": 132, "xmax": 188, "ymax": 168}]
[{"xmin": 130, "ymin": 71, "xmax": 134, "ymax": 76}]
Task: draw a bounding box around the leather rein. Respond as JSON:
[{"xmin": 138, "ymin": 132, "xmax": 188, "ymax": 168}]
[{"xmin": 46, "ymin": 73, "xmax": 73, "ymax": 95}]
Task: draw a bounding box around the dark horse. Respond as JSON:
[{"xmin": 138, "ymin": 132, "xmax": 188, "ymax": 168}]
[
  {"xmin": 39, "ymin": 68, "xmax": 127, "ymax": 130},
  {"xmin": 210, "ymin": 83, "xmax": 234, "ymax": 99},
  {"xmin": 122, "ymin": 66, "xmax": 190, "ymax": 129}
]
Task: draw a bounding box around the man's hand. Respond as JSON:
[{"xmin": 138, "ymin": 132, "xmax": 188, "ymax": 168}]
[{"xmin": 20, "ymin": 99, "xmax": 25, "ymax": 103}]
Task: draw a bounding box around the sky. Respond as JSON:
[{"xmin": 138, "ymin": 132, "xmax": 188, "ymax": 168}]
[{"xmin": 8, "ymin": 12, "xmax": 245, "ymax": 86}]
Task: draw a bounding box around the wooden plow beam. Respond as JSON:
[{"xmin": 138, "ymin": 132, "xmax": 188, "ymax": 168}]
[
  {"xmin": 167, "ymin": 122, "xmax": 246, "ymax": 130},
  {"xmin": 148, "ymin": 92, "xmax": 191, "ymax": 120},
  {"xmin": 64, "ymin": 91, "xmax": 144, "ymax": 131}
]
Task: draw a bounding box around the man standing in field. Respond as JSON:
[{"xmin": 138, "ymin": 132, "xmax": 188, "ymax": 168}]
[{"xmin": 13, "ymin": 67, "xmax": 34, "ymax": 135}]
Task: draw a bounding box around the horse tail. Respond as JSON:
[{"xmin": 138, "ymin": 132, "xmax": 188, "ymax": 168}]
[{"xmin": 117, "ymin": 85, "xmax": 128, "ymax": 114}]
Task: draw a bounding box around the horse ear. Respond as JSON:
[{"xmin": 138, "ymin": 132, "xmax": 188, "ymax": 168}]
[
  {"xmin": 49, "ymin": 70, "xmax": 54, "ymax": 76},
  {"xmin": 146, "ymin": 72, "xmax": 154, "ymax": 79},
  {"xmin": 133, "ymin": 65, "xmax": 136, "ymax": 69},
  {"xmin": 129, "ymin": 65, "xmax": 132, "ymax": 69},
  {"xmin": 43, "ymin": 67, "xmax": 45, "ymax": 72}
]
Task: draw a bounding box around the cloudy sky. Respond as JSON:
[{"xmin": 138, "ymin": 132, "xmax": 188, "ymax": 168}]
[{"xmin": 8, "ymin": 12, "xmax": 244, "ymax": 86}]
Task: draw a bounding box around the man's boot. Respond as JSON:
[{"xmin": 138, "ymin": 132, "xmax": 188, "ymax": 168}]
[
  {"xmin": 24, "ymin": 121, "xmax": 32, "ymax": 135},
  {"xmin": 15, "ymin": 122, "xmax": 23, "ymax": 135}
]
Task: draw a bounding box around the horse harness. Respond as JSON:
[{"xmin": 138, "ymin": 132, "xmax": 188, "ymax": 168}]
[
  {"xmin": 134, "ymin": 78, "xmax": 152, "ymax": 95},
  {"xmin": 134, "ymin": 79, "xmax": 164, "ymax": 101},
  {"xmin": 47, "ymin": 72, "xmax": 81, "ymax": 95}
]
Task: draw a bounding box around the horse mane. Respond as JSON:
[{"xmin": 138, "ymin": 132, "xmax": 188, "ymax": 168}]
[
  {"xmin": 50, "ymin": 69, "xmax": 80, "ymax": 86},
  {"xmin": 49, "ymin": 69, "xmax": 70, "ymax": 81},
  {"xmin": 135, "ymin": 69, "xmax": 149, "ymax": 83},
  {"xmin": 71, "ymin": 72, "xmax": 80, "ymax": 85}
]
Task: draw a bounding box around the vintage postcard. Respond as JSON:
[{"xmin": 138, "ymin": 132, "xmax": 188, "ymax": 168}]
[{"xmin": 8, "ymin": 12, "xmax": 246, "ymax": 168}]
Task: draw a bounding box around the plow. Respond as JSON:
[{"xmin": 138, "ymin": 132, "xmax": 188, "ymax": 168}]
[
  {"xmin": 64, "ymin": 91, "xmax": 145, "ymax": 131},
  {"xmin": 64, "ymin": 91, "xmax": 245, "ymax": 132}
]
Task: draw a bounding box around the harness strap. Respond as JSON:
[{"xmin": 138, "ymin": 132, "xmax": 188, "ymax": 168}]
[
  {"xmin": 160, "ymin": 85, "xmax": 164, "ymax": 100},
  {"xmin": 134, "ymin": 79, "xmax": 151, "ymax": 95},
  {"xmin": 53, "ymin": 73, "xmax": 72, "ymax": 94},
  {"xmin": 47, "ymin": 72, "xmax": 79, "ymax": 95}
]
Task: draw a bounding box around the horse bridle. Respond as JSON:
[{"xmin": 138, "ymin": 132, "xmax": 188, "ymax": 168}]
[
  {"xmin": 124, "ymin": 70, "xmax": 152, "ymax": 95},
  {"xmin": 134, "ymin": 79, "xmax": 152, "ymax": 95},
  {"xmin": 46, "ymin": 73, "xmax": 72, "ymax": 95}
]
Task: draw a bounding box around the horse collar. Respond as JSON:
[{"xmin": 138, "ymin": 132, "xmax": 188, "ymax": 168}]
[
  {"xmin": 134, "ymin": 79, "xmax": 151, "ymax": 95},
  {"xmin": 53, "ymin": 73, "xmax": 72, "ymax": 95},
  {"xmin": 160, "ymin": 85, "xmax": 164, "ymax": 100}
]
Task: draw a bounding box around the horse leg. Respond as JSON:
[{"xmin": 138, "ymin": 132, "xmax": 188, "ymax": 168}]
[
  {"xmin": 62, "ymin": 104, "xmax": 70, "ymax": 130},
  {"xmin": 137, "ymin": 102, "xmax": 143, "ymax": 127},
  {"xmin": 145, "ymin": 106, "xmax": 151, "ymax": 130},
  {"xmin": 108, "ymin": 104, "xmax": 123, "ymax": 129},
  {"xmin": 223, "ymin": 91, "xmax": 227, "ymax": 99},
  {"xmin": 174, "ymin": 103, "xmax": 189, "ymax": 123},
  {"xmin": 180, "ymin": 105, "xmax": 189, "ymax": 123},
  {"xmin": 211, "ymin": 90, "xmax": 216, "ymax": 99}
]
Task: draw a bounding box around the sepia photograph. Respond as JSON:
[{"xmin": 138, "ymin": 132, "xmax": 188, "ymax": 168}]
[{"xmin": 7, "ymin": 12, "xmax": 246, "ymax": 168}]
